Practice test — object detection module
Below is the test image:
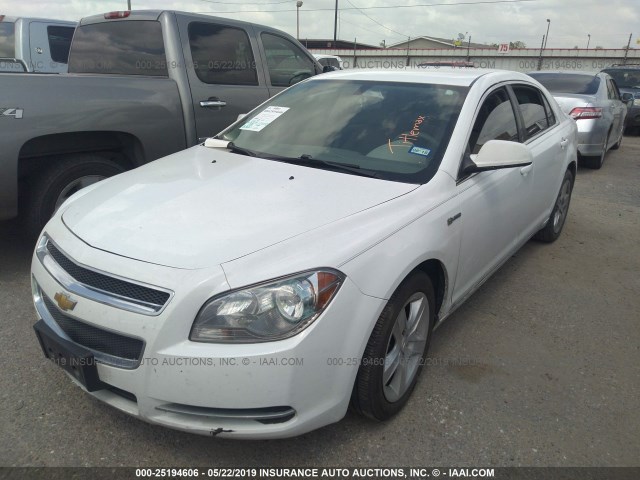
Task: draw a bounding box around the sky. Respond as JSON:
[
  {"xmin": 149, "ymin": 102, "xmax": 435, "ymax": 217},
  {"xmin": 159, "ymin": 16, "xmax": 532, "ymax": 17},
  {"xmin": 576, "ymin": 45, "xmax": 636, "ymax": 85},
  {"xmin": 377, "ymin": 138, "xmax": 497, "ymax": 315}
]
[{"xmin": 1, "ymin": 0, "xmax": 638, "ymax": 49}]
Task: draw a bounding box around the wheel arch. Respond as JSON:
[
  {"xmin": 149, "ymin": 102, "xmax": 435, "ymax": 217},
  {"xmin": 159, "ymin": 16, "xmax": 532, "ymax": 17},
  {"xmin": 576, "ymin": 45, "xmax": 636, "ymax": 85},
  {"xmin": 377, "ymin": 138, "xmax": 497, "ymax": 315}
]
[{"xmin": 17, "ymin": 131, "xmax": 146, "ymax": 181}]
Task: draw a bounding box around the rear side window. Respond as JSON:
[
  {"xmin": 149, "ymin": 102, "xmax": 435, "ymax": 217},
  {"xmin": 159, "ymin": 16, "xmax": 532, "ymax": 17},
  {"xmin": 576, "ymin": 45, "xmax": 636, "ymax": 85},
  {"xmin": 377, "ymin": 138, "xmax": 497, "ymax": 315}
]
[
  {"xmin": 188, "ymin": 23, "xmax": 257, "ymax": 85},
  {"xmin": 261, "ymin": 33, "xmax": 315, "ymax": 87},
  {"xmin": 68, "ymin": 21, "xmax": 167, "ymax": 76},
  {"xmin": 512, "ymin": 85, "xmax": 550, "ymax": 140},
  {"xmin": 541, "ymin": 94, "xmax": 556, "ymax": 127},
  {"xmin": 468, "ymin": 88, "xmax": 519, "ymax": 154},
  {"xmin": 0, "ymin": 22, "xmax": 15, "ymax": 58},
  {"xmin": 47, "ymin": 26, "xmax": 74, "ymax": 64},
  {"xmin": 606, "ymin": 79, "xmax": 620, "ymax": 100},
  {"xmin": 530, "ymin": 73, "xmax": 600, "ymax": 95}
]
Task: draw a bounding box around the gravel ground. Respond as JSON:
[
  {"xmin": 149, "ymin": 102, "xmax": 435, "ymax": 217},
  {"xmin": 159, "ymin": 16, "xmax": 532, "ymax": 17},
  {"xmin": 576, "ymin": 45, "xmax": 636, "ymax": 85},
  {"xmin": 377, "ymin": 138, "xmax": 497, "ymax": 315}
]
[{"xmin": 0, "ymin": 136, "xmax": 638, "ymax": 468}]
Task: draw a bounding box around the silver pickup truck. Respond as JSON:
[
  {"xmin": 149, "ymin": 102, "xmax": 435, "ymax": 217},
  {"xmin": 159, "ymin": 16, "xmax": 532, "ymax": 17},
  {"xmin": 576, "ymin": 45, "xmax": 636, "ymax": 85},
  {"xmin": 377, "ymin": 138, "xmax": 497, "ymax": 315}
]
[
  {"xmin": 0, "ymin": 10, "xmax": 326, "ymax": 236},
  {"xmin": 0, "ymin": 15, "xmax": 76, "ymax": 73}
]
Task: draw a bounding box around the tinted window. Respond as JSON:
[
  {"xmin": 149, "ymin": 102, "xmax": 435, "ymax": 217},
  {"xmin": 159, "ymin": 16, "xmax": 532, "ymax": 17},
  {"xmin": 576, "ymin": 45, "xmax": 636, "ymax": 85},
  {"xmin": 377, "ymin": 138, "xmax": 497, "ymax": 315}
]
[
  {"xmin": 68, "ymin": 21, "xmax": 167, "ymax": 76},
  {"xmin": 261, "ymin": 33, "xmax": 315, "ymax": 87},
  {"xmin": 529, "ymin": 73, "xmax": 600, "ymax": 95},
  {"xmin": 47, "ymin": 26, "xmax": 74, "ymax": 64},
  {"xmin": 469, "ymin": 88, "xmax": 519, "ymax": 154},
  {"xmin": 602, "ymin": 69, "xmax": 640, "ymax": 89},
  {"xmin": 0, "ymin": 22, "xmax": 15, "ymax": 58},
  {"xmin": 513, "ymin": 85, "xmax": 550, "ymax": 140},
  {"xmin": 188, "ymin": 23, "xmax": 257, "ymax": 85},
  {"xmin": 219, "ymin": 80, "xmax": 468, "ymax": 184}
]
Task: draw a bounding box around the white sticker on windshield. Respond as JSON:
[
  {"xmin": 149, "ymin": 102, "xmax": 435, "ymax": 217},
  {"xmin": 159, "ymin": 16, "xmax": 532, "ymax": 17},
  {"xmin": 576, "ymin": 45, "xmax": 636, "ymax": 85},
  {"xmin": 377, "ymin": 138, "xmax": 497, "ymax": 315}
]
[
  {"xmin": 409, "ymin": 146, "xmax": 431, "ymax": 157},
  {"xmin": 240, "ymin": 106, "xmax": 290, "ymax": 132}
]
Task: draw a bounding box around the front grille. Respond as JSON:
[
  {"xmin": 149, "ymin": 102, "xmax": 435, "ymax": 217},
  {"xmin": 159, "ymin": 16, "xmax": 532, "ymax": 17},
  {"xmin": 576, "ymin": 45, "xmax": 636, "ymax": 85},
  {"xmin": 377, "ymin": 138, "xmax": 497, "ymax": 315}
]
[
  {"xmin": 43, "ymin": 294, "xmax": 144, "ymax": 365},
  {"xmin": 46, "ymin": 240, "xmax": 170, "ymax": 309}
]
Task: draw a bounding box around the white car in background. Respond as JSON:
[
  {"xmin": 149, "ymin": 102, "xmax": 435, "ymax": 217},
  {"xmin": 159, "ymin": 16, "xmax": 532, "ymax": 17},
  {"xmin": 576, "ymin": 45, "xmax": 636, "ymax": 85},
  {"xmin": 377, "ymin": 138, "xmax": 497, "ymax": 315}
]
[
  {"xmin": 31, "ymin": 69, "xmax": 577, "ymax": 438},
  {"xmin": 313, "ymin": 53, "xmax": 343, "ymax": 69}
]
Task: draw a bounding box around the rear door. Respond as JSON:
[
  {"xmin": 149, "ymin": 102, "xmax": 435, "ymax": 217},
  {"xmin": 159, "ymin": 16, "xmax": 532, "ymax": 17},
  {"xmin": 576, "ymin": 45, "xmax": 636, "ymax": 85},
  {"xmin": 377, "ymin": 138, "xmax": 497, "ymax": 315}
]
[
  {"xmin": 177, "ymin": 18, "xmax": 271, "ymax": 141},
  {"xmin": 510, "ymin": 83, "xmax": 566, "ymax": 234},
  {"xmin": 605, "ymin": 77, "xmax": 624, "ymax": 143}
]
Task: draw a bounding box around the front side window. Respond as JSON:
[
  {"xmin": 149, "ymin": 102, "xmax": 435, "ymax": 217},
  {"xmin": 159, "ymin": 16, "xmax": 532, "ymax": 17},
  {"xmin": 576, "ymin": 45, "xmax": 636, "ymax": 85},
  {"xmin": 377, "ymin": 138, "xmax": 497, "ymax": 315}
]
[
  {"xmin": 468, "ymin": 88, "xmax": 519, "ymax": 155},
  {"xmin": 261, "ymin": 33, "xmax": 315, "ymax": 87},
  {"xmin": 188, "ymin": 23, "xmax": 257, "ymax": 86},
  {"xmin": 68, "ymin": 21, "xmax": 167, "ymax": 76},
  {"xmin": 512, "ymin": 85, "xmax": 550, "ymax": 140},
  {"xmin": 0, "ymin": 22, "xmax": 15, "ymax": 58},
  {"xmin": 47, "ymin": 26, "xmax": 74, "ymax": 64},
  {"xmin": 218, "ymin": 79, "xmax": 468, "ymax": 184}
]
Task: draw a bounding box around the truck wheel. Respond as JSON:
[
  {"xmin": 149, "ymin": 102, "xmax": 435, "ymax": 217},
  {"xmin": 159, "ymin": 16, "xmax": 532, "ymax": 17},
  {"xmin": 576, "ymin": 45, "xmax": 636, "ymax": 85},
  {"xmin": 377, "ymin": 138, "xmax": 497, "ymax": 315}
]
[
  {"xmin": 351, "ymin": 271, "xmax": 435, "ymax": 421},
  {"xmin": 24, "ymin": 155, "xmax": 124, "ymax": 239}
]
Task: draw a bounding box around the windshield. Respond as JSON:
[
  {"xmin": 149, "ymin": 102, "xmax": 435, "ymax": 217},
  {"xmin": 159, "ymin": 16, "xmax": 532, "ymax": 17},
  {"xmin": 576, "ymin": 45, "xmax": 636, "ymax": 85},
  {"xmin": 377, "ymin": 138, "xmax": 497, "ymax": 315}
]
[
  {"xmin": 218, "ymin": 79, "xmax": 468, "ymax": 184},
  {"xmin": 601, "ymin": 69, "xmax": 640, "ymax": 89},
  {"xmin": 0, "ymin": 22, "xmax": 15, "ymax": 58},
  {"xmin": 529, "ymin": 73, "xmax": 600, "ymax": 95}
]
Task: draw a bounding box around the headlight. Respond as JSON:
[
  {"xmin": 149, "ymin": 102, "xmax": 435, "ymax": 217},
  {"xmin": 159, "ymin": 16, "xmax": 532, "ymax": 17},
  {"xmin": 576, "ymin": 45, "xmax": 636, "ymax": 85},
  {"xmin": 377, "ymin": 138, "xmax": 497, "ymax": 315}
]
[{"xmin": 190, "ymin": 269, "xmax": 345, "ymax": 343}]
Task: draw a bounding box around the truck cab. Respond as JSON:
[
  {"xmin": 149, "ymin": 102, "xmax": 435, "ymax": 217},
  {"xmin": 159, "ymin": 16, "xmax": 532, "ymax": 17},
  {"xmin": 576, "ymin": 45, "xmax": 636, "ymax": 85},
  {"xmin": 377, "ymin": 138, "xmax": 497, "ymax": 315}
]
[{"xmin": 0, "ymin": 15, "xmax": 76, "ymax": 73}]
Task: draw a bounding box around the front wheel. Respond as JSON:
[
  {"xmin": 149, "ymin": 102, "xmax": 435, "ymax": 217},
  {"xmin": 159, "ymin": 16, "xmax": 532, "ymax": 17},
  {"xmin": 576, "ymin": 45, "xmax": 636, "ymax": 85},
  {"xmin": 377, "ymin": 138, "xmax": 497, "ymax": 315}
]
[
  {"xmin": 23, "ymin": 155, "xmax": 124, "ymax": 239},
  {"xmin": 534, "ymin": 169, "xmax": 574, "ymax": 243},
  {"xmin": 351, "ymin": 271, "xmax": 435, "ymax": 420}
]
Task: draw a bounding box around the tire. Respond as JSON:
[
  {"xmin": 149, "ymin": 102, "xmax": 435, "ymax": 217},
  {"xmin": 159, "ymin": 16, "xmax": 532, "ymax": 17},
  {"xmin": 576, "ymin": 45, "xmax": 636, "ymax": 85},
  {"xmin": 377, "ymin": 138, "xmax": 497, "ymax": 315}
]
[
  {"xmin": 23, "ymin": 155, "xmax": 124, "ymax": 239},
  {"xmin": 534, "ymin": 169, "xmax": 574, "ymax": 243},
  {"xmin": 582, "ymin": 131, "xmax": 609, "ymax": 169},
  {"xmin": 351, "ymin": 271, "xmax": 435, "ymax": 421}
]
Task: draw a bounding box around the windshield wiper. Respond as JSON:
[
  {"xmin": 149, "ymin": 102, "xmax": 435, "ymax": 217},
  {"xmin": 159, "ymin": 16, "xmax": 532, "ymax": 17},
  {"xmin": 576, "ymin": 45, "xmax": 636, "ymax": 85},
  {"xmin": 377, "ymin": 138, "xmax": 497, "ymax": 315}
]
[
  {"xmin": 269, "ymin": 154, "xmax": 380, "ymax": 179},
  {"xmin": 227, "ymin": 142, "xmax": 257, "ymax": 157}
]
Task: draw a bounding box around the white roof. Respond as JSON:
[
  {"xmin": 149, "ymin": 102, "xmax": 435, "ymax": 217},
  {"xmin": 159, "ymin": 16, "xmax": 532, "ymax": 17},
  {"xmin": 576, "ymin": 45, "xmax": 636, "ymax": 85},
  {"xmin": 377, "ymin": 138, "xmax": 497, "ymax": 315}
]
[{"xmin": 310, "ymin": 69, "xmax": 533, "ymax": 87}]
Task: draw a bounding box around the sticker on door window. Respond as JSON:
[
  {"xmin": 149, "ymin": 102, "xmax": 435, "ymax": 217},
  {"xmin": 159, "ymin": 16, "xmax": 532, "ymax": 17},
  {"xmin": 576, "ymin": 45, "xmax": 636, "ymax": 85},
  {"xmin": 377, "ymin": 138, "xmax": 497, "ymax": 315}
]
[{"xmin": 240, "ymin": 106, "xmax": 290, "ymax": 132}]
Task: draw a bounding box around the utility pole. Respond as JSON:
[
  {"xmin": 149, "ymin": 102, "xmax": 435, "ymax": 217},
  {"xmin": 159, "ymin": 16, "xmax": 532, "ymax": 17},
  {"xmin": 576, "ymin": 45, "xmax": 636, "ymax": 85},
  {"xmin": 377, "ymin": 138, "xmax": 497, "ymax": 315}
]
[
  {"xmin": 586, "ymin": 34, "xmax": 591, "ymax": 49},
  {"xmin": 623, "ymin": 33, "xmax": 632, "ymax": 65},
  {"xmin": 333, "ymin": 0, "xmax": 338, "ymax": 42},
  {"xmin": 127, "ymin": 0, "xmax": 131, "ymax": 9},
  {"xmin": 543, "ymin": 19, "xmax": 551, "ymax": 49},
  {"xmin": 296, "ymin": 1, "xmax": 303, "ymax": 40},
  {"xmin": 466, "ymin": 35, "xmax": 472, "ymax": 62},
  {"xmin": 537, "ymin": 34, "xmax": 545, "ymax": 70}
]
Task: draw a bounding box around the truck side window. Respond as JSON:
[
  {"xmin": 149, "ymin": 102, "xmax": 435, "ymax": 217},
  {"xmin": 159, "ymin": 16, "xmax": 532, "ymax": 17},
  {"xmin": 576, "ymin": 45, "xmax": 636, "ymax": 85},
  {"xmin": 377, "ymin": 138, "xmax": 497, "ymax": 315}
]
[
  {"xmin": 188, "ymin": 23, "xmax": 258, "ymax": 86},
  {"xmin": 261, "ymin": 33, "xmax": 315, "ymax": 87},
  {"xmin": 47, "ymin": 26, "xmax": 74, "ymax": 64}
]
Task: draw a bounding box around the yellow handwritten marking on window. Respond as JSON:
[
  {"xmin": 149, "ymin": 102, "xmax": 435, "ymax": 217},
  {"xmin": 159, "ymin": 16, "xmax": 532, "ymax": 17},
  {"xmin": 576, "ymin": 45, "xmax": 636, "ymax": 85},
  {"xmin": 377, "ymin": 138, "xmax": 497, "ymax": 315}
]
[{"xmin": 388, "ymin": 115, "xmax": 427, "ymax": 154}]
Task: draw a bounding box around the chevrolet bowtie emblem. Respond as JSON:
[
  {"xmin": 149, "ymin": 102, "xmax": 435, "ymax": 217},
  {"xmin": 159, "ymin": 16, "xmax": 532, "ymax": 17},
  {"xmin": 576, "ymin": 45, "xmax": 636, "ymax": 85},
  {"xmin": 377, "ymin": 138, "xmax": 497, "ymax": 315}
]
[{"xmin": 54, "ymin": 292, "xmax": 77, "ymax": 312}]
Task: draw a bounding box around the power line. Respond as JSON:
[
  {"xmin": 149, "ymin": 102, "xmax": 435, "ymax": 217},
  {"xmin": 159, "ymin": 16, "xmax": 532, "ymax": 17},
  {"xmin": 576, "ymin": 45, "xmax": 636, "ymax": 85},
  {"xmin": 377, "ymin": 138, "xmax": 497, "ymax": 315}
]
[
  {"xmin": 199, "ymin": 0, "xmax": 292, "ymax": 4},
  {"xmin": 196, "ymin": 0, "xmax": 538, "ymax": 14},
  {"xmin": 344, "ymin": 0, "xmax": 407, "ymax": 39}
]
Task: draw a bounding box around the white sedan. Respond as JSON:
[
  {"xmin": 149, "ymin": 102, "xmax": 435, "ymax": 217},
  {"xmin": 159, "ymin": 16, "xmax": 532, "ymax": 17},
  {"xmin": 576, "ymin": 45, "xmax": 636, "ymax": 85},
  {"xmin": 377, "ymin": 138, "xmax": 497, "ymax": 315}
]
[{"xmin": 31, "ymin": 70, "xmax": 577, "ymax": 438}]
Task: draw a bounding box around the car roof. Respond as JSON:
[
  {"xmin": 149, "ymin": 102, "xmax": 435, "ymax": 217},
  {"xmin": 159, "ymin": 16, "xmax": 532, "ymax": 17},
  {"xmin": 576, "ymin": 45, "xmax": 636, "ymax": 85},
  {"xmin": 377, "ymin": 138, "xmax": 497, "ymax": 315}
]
[
  {"xmin": 529, "ymin": 71, "xmax": 598, "ymax": 76},
  {"xmin": 310, "ymin": 69, "xmax": 531, "ymax": 87},
  {"xmin": 0, "ymin": 15, "xmax": 76, "ymax": 25}
]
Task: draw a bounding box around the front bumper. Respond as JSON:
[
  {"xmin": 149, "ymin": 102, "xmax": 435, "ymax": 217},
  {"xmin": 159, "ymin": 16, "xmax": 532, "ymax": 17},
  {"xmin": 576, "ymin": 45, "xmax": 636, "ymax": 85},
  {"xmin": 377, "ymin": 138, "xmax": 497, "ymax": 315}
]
[{"xmin": 31, "ymin": 224, "xmax": 385, "ymax": 439}]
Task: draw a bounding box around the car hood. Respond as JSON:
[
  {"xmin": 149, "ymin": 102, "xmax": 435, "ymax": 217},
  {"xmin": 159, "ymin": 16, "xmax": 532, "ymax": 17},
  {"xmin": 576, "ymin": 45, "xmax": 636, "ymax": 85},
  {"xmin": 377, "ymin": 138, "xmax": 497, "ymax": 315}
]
[
  {"xmin": 552, "ymin": 94, "xmax": 597, "ymax": 114},
  {"xmin": 62, "ymin": 146, "xmax": 417, "ymax": 269}
]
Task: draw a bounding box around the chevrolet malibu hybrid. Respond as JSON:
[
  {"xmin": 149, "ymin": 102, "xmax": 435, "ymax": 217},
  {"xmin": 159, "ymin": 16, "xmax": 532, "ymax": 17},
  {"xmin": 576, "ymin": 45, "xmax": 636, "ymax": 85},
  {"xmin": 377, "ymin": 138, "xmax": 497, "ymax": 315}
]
[{"xmin": 31, "ymin": 70, "xmax": 578, "ymax": 438}]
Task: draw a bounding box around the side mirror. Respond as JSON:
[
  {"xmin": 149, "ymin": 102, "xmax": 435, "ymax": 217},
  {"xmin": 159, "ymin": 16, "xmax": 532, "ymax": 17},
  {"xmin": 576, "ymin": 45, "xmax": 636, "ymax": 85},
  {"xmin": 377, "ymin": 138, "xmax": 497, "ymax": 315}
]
[
  {"xmin": 323, "ymin": 65, "xmax": 338, "ymax": 73},
  {"xmin": 621, "ymin": 92, "xmax": 633, "ymax": 102},
  {"xmin": 462, "ymin": 140, "xmax": 533, "ymax": 175}
]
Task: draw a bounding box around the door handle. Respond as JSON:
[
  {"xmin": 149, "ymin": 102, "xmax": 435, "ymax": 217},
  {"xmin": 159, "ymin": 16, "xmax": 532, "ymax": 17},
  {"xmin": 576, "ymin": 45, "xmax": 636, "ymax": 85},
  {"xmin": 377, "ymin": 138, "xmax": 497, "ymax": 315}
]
[
  {"xmin": 560, "ymin": 137, "xmax": 569, "ymax": 149},
  {"xmin": 520, "ymin": 163, "xmax": 533, "ymax": 176},
  {"xmin": 200, "ymin": 99, "xmax": 227, "ymax": 108}
]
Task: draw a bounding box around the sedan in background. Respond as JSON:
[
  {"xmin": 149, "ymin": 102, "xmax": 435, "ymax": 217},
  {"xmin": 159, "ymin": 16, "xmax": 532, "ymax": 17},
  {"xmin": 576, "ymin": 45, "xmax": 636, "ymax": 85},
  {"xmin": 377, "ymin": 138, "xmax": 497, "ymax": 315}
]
[
  {"xmin": 601, "ymin": 64, "xmax": 640, "ymax": 134},
  {"xmin": 528, "ymin": 71, "xmax": 628, "ymax": 169},
  {"xmin": 31, "ymin": 70, "xmax": 577, "ymax": 438}
]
